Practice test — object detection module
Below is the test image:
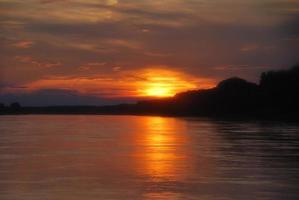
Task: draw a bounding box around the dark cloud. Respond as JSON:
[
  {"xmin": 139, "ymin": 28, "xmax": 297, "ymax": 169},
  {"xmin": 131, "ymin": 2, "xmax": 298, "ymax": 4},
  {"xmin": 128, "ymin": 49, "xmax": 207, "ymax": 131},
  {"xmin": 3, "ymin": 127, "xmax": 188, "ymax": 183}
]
[{"xmin": 285, "ymin": 14, "xmax": 299, "ymax": 35}]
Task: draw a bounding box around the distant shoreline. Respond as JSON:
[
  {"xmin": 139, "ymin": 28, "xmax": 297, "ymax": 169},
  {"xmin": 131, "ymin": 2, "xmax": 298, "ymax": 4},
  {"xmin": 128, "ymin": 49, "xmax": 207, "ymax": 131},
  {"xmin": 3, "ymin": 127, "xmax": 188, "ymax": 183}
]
[
  {"xmin": 1, "ymin": 65, "xmax": 298, "ymax": 122},
  {"xmin": 1, "ymin": 106, "xmax": 298, "ymax": 123}
]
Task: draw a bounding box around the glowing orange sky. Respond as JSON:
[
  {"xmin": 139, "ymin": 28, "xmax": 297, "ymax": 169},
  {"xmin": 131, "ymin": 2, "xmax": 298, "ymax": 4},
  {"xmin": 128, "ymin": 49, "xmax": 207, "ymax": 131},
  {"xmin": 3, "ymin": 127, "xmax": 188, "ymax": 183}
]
[
  {"xmin": 0, "ymin": 0, "xmax": 298, "ymax": 104},
  {"xmin": 7, "ymin": 68, "xmax": 215, "ymax": 98}
]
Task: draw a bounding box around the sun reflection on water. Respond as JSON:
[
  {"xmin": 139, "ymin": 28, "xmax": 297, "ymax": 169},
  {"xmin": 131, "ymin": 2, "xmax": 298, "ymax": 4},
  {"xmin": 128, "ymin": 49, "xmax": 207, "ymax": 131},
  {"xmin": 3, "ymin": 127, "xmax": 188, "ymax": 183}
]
[
  {"xmin": 1, "ymin": 116, "xmax": 297, "ymax": 200},
  {"xmin": 134, "ymin": 117, "xmax": 190, "ymax": 199}
]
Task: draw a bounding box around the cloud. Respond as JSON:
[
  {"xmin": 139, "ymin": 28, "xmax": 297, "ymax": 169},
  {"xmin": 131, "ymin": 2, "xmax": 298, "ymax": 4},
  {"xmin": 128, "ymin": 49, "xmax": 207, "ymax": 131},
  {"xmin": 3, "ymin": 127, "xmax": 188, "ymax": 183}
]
[
  {"xmin": 13, "ymin": 40, "xmax": 34, "ymax": 48},
  {"xmin": 1, "ymin": 0, "xmax": 299, "ymax": 101},
  {"xmin": 78, "ymin": 62, "xmax": 107, "ymax": 71},
  {"xmin": 240, "ymin": 44, "xmax": 259, "ymax": 52},
  {"xmin": 15, "ymin": 56, "xmax": 62, "ymax": 68},
  {"xmin": 106, "ymin": 0, "xmax": 118, "ymax": 6},
  {"xmin": 39, "ymin": 0, "xmax": 69, "ymax": 4},
  {"xmin": 1, "ymin": 67, "xmax": 214, "ymax": 99}
]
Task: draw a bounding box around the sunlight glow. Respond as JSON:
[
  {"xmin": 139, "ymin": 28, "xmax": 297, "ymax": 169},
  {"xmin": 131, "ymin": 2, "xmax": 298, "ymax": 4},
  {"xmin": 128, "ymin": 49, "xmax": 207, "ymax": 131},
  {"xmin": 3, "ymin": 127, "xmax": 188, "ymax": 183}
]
[
  {"xmin": 137, "ymin": 68, "xmax": 201, "ymax": 98},
  {"xmin": 144, "ymin": 83, "xmax": 174, "ymax": 97},
  {"xmin": 13, "ymin": 68, "xmax": 214, "ymax": 98}
]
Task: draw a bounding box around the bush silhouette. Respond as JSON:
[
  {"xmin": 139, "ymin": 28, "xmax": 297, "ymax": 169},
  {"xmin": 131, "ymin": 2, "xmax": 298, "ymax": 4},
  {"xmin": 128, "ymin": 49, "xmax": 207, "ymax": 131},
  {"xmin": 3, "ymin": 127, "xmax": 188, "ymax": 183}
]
[
  {"xmin": 0, "ymin": 103, "xmax": 4, "ymax": 111},
  {"xmin": 10, "ymin": 102, "xmax": 21, "ymax": 111}
]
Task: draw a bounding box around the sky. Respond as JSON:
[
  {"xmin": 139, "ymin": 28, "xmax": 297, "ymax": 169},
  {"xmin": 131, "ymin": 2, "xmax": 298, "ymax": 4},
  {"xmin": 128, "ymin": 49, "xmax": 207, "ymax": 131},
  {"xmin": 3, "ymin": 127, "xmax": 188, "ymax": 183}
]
[{"xmin": 0, "ymin": 0, "xmax": 299, "ymax": 105}]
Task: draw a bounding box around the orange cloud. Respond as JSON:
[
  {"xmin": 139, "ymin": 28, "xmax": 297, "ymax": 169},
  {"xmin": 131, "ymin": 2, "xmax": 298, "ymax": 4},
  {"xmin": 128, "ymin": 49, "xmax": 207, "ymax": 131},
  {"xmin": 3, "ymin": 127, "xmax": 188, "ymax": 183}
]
[
  {"xmin": 15, "ymin": 56, "xmax": 61, "ymax": 68},
  {"xmin": 19, "ymin": 67, "xmax": 216, "ymax": 98},
  {"xmin": 13, "ymin": 41, "xmax": 34, "ymax": 49}
]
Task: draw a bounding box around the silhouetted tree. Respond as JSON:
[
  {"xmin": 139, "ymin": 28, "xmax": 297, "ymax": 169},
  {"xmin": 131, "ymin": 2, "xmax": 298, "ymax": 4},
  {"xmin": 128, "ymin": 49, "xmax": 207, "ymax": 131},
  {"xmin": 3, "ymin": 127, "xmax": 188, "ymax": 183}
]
[
  {"xmin": 259, "ymin": 65, "xmax": 299, "ymax": 112},
  {"xmin": 0, "ymin": 103, "xmax": 4, "ymax": 111},
  {"xmin": 134, "ymin": 65, "xmax": 298, "ymax": 118},
  {"xmin": 170, "ymin": 77, "xmax": 260, "ymax": 115},
  {"xmin": 10, "ymin": 102, "xmax": 21, "ymax": 111}
]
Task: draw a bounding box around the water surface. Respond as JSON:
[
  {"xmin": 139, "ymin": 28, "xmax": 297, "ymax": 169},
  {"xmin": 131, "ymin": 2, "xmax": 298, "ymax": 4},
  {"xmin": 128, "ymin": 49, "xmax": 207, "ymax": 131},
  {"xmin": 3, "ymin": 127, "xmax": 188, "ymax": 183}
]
[{"xmin": 0, "ymin": 115, "xmax": 299, "ymax": 200}]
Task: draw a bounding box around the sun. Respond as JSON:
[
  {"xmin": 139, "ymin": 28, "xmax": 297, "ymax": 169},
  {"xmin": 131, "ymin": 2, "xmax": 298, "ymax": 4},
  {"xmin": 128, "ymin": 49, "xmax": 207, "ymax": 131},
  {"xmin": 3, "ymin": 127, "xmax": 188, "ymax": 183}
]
[
  {"xmin": 145, "ymin": 85, "xmax": 174, "ymax": 97},
  {"xmin": 136, "ymin": 68, "xmax": 202, "ymax": 98}
]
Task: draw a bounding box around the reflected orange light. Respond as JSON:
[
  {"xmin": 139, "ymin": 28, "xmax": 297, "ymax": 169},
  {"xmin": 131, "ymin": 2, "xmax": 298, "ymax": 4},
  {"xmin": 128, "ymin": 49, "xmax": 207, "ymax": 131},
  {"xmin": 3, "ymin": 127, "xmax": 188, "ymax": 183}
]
[
  {"xmin": 138, "ymin": 117, "xmax": 187, "ymax": 179},
  {"xmin": 149, "ymin": 134, "xmax": 167, "ymax": 146}
]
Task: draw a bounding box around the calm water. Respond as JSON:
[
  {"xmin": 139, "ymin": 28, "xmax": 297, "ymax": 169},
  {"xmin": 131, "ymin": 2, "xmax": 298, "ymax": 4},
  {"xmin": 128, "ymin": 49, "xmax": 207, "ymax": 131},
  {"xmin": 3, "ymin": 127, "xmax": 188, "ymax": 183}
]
[{"xmin": 0, "ymin": 115, "xmax": 299, "ymax": 200}]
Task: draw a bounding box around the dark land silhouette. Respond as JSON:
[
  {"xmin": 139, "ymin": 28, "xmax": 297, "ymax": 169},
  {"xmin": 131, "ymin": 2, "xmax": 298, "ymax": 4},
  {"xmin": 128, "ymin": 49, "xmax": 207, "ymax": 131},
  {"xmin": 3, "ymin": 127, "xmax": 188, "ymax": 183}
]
[{"xmin": 1, "ymin": 65, "xmax": 299, "ymax": 121}]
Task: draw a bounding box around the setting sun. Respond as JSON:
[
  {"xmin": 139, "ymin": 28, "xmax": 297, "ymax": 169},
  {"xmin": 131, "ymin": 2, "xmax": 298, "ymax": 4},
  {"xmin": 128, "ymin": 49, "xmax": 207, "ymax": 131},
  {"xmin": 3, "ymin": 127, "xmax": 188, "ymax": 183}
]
[
  {"xmin": 144, "ymin": 83, "xmax": 174, "ymax": 97},
  {"xmin": 136, "ymin": 68, "xmax": 205, "ymax": 98}
]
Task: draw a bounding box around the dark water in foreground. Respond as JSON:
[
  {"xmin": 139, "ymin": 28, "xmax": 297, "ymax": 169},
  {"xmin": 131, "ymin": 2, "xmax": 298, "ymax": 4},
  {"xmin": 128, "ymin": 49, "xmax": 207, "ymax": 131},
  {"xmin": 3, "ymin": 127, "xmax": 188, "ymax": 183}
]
[{"xmin": 0, "ymin": 115, "xmax": 298, "ymax": 200}]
